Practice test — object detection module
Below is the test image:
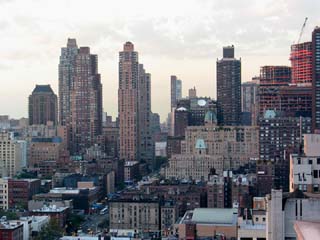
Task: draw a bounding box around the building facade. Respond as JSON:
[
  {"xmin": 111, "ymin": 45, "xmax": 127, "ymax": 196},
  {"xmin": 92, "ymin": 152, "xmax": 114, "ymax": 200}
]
[
  {"xmin": 109, "ymin": 200, "xmax": 160, "ymax": 237},
  {"xmin": 28, "ymin": 85, "xmax": 58, "ymax": 126},
  {"xmin": 58, "ymin": 38, "xmax": 78, "ymax": 127},
  {"xmin": 165, "ymin": 122, "xmax": 259, "ymax": 181},
  {"xmin": 258, "ymin": 66, "xmax": 291, "ymax": 116},
  {"xmin": 118, "ymin": 42, "xmax": 154, "ymax": 168},
  {"xmin": 217, "ymin": 45, "xmax": 241, "ymax": 126},
  {"xmin": 241, "ymin": 79, "xmax": 259, "ymax": 126},
  {"xmin": 266, "ymin": 189, "xmax": 320, "ymax": 240},
  {"xmin": 69, "ymin": 47, "xmax": 102, "ymax": 154},
  {"xmin": 312, "ymin": 27, "xmax": 320, "ymax": 131},
  {"xmin": 170, "ymin": 75, "xmax": 182, "ymax": 110},
  {"xmin": 0, "ymin": 133, "xmax": 24, "ymax": 178},
  {"xmin": 28, "ymin": 137, "xmax": 63, "ymax": 169},
  {"xmin": 290, "ymin": 42, "xmax": 312, "ymax": 85},
  {"xmin": 290, "ymin": 134, "xmax": 320, "ymax": 193}
]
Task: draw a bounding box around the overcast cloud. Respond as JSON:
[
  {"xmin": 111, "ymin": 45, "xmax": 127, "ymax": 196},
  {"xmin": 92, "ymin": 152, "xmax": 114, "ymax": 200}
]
[{"xmin": 0, "ymin": 0, "xmax": 319, "ymax": 121}]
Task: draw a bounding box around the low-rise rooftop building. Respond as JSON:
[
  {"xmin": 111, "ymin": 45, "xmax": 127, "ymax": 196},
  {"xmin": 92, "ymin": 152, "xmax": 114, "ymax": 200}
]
[{"xmin": 177, "ymin": 208, "xmax": 238, "ymax": 239}]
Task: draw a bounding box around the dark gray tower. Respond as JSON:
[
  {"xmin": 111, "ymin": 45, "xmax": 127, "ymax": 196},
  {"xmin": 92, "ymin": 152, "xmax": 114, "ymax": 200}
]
[
  {"xmin": 217, "ymin": 45, "xmax": 241, "ymax": 125},
  {"xmin": 312, "ymin": 27, "xmax": 320, "ymax": 131}
]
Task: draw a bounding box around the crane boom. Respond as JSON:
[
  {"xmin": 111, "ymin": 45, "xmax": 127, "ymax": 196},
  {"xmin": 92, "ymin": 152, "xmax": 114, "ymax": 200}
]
[{"xmin": 297, "ymin": 17, "xmax": 308, "ymax": 44}]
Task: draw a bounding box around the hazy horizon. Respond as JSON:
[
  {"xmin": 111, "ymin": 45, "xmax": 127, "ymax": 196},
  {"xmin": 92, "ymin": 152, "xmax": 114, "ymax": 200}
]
[{"xmin": 0, "ymin": 0, "xmax": 319, "ymax": 122}]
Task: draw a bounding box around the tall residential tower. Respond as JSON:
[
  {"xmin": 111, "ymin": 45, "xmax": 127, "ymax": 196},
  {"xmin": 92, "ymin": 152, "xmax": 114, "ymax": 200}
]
[
  {"xmin": 58, "ymin": 39, "xmax": 102, "ymax": 154},
  {"xmin": 118, "ymin": 42, "xmax": 154, "ymax": 167},
  {"xmin": 216, "ymin": 45, "xmax": 241, "ymax": 125}
]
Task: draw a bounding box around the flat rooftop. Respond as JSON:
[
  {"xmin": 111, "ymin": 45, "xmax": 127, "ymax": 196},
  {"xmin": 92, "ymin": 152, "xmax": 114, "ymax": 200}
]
[
  {"xmin": 181, "ymin": 208, "xmax": 238, "ymax": 225},
  {"xmin": 32, "ymin": 205, "xmax": 69, "ymax": 213}
]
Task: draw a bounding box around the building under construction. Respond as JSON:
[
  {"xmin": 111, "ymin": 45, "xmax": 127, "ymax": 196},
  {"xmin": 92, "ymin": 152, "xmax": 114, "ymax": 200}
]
[
  {"xmin": 290, "ymin": 42, "xmax": 312, "ymax": 85},
  {"xmin": 258, "ymin": 66, "xmax": 291, "ymax": 115}
]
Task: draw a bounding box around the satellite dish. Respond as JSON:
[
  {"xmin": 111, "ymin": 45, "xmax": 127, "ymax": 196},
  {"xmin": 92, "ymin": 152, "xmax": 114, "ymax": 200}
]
[{"xmin": 197, "ymin": 99, "xmax": 207, "ymax": 106}]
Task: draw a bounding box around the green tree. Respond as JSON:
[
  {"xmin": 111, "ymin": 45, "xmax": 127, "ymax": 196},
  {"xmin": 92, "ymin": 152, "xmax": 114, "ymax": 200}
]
[
  {"xmin": 35, "ymin": 218, "xmax": 64, "ymax": 240},
  {"xmin": 0, "ymin": 210, "xmax": 18, "ymax": 220}
]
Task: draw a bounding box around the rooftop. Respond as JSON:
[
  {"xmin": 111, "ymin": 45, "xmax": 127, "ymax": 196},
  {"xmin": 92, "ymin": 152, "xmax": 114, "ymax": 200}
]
[
  {"xmin": 32, "ymin": 85, "xmax": 55, "ymax": 94},
  {"xmin": 32, "ymin": 205, "xmax": 69, "ymax": 213},
  {"xmin": 0, "ymin": 221, "xmax": 23, "ymax": 230},
  {"xmin": 181, "ymin": 208, "xmax": 238, "ymax": 225},
  {"xmin": 124, "ymin": 161, "xmax": 139, "ymax": 167}
]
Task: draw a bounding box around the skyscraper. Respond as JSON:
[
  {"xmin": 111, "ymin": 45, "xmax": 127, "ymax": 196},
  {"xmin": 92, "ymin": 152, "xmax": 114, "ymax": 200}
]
[
  {"xmin": 28, "ymin": 85, "xmax": 58, "ymax": 125},
  {"xmin": 241, "ymin": 78, "xmax": 259, "ymax": 126},
  {"xmin": 170, "ymin": 75, "xmax": 182, "ymax": 110},
  {"xmin": 58, "ymin": 38, "xmax": 78, "ymax": 126},
  {"xmin": 118, "ymin": 42, "xmax": 154, "ymax": 167},
  {"xmin": 216, "ymin": 45, "xmax": 241, "ymax": 125},
  {"xmin": 70, "ymin": 47, "xmax": 102, "ymax": 154},
  {"xmin": 312, "ymin": 27, "xmax": 320, "ymax": 131},
  {"xmin": 58, "ymin": 39, "xmax": 102, "ymax": 154}
]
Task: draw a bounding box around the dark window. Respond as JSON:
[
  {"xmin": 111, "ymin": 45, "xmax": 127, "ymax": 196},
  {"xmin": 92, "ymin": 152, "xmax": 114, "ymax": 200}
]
[
  {"xmin": 314, "ymin": 170, "xmax": 318, "ymax": 178},
  {"xmin": 317, "ymin": 158, "xmax": 320, "ymax": 164},
  {"xmin": 309, "ymin": 159, "xmax": 313, "ymax": 165}
]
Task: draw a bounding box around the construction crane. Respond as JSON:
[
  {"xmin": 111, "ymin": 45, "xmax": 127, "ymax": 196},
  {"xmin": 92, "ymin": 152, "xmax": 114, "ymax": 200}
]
[{"xmin": 297, "ymin": 17, "xmax": 308, "ymax": 44}]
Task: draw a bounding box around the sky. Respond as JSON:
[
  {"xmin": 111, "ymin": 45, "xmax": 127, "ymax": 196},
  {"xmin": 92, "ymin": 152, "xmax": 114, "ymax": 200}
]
[{"xmin": 0, "ymin": 0, "xmax": 319, "ymax": 122}]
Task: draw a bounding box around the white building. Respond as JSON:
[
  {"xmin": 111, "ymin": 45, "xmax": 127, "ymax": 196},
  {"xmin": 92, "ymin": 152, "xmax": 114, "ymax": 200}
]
[
  {"xmin": 290, "ymin": 133, "xmax": 320, "ymax": 193},
  {"xmin": 155, "ymin": 142, "xmax": 166, "ymax": 157},
  {"xmin": 266, "ymin": 189, "xmax": 320, "ymax": 240},
  {"xmin": 19, "ymin": 215, "xmax": 49, "ymax": 239},
  {"xmin": 0, "ymin": 132, "xmax": 24, "ymax": 177},
  {"xmin": 0, "ymin": 178, "xmax": 8, "ymax": 209}
]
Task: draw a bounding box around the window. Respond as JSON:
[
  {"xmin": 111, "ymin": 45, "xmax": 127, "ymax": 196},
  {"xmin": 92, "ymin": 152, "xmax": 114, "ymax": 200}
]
[
  {"xmin": 309, "ymin": 159, "xmax": 313, "ymax": 165},
  {"xmin": 314, "ymin": 170, "xmax": 319, "ymax": 178},
  {"xmin": 317, "ymin": 158, "xmax": 320, "ymax": 164}
]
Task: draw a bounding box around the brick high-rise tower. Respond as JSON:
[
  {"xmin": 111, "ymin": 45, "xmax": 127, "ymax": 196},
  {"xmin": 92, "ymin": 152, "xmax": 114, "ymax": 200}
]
[
  {"xmin": 58, "ymin": 38, "xmax": 78, "ymax": 126},
  {"xmin": 70, "ymin": 47, "xmax": 102, "ymax": 154},
  {"xmin": 58, "ymin": 39, "xmax": 102, "ymax": 154},
  {"xmin": 118, "ymin": 42, "xmax": 154, "ymax": 167}
]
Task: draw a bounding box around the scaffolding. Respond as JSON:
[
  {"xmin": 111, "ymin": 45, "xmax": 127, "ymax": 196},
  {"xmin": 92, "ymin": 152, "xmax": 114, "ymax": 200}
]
[{"xmin": 290, "ymin": 42, "xmax": 312, "ymax": 85}]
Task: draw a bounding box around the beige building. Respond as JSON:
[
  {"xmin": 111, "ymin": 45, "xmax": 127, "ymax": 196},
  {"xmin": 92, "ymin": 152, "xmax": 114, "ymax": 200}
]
[
  {"xmin": 0, "ymin": 178, "xmax": 9, "ymax": 209},
  {"xmin": 28, "ymin": 137, "xmax": 63, "ymax": 169},
  {"xmin": 109, "ymin": 199, "xmax": 160, "ymax": 237},
  {"xmin": 164, "ymin": 122, "xmax": 259, "ymax": 180},
  {"xmin": 237, "ymin": 198, "xmax": 266, "ymax": 240},
  {"xmin": 0, "ymin": 132, "xmax": 23, "ymax": 177}
]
